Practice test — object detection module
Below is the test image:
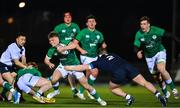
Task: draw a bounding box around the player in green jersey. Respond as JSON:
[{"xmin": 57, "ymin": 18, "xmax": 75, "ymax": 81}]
[
  {"xmin": 73, "ymin": 14, "xmax": 107, "ymax": 100},
  {"xmin": 0, "ymin": 72, "xmax": 21, "ymax": 104},
  {"xmin": 46, "ymin": 12, "xmax": 80, "ymax": 98},
  {"xmin": 133, "ymin": 16, "xmax": 179, "ymax": 99},
  {"xmin": 44, "ymin": 32, "xmax": 107, "ymax": 106},
  {"xmin": 16, "ymin": 62, "xmax": 55, "ymax": 103}
]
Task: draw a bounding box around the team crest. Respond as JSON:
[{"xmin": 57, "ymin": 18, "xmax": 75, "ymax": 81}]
[
  {"xmin": 152, "ymin": 35, "xmax": 157, "ymax": 39},
  {"xmin": 72, "ymin": 28, "xmax": 76, "ymax": 32},
  {"xmin": 96, "ymin": 35, "xmax": 100, "ymax": 40},
  {"xmin": 62, "ymin": 30, "xmax": 66, "ymax": 33}
]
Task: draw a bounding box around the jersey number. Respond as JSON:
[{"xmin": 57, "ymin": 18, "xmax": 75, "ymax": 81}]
[{"xmin": 106, "ymin": 56, "xmax": 114, "ymax": 61}]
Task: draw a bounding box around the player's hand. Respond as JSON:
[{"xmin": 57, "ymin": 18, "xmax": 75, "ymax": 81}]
[
  {"xmin": 137, "ymin": 50, "xmax": 143, "ymax": 59},
  {"xmin": 48, "ymin": 63, "xmax": 55, "ymax": 69},
  {"xmin": 80, "ymin": 49, "xmax": 88, "ymax": 55},
  {"xmin": 23, "ymin": 65, "xmax": 33, "ymax": 69}
]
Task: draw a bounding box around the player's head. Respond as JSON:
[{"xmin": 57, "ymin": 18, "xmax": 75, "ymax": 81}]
[
  {"xmin": 139, "ymin": 16, "xmax": 150, "ymax": 33},
  {"xmin": 16, "ymin": 32, "xmax": 26, "ymax": 47},
  {"xmin": 99, "ymin": 48, "xmax": 108, "ymax": 57},
  {"xmin": 48, "ymin": 31, "xmax": 59, "ymax": 47},
  {"xmin": 27, "ymin": 61, "xmax": 38, "ymax": 69},
  {"xmin": 86, "ymin": 14, "xmax": 96, "ymax": 30},
  {"xmin": 63, "ymin": 11, "xmax": 72, "ymax": 24}
]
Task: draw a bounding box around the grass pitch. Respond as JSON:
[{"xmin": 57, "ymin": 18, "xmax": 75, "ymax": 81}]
[{"xmin": 0, "ymin": 84, "xmax": 180, "ymax": 107}]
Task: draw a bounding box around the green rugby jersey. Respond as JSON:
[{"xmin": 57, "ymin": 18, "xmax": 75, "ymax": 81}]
[
  {"xmin": 134, "ymin": 26, "xmax": 165, "ymax": 58},
  {"xmin": 17, "ymin": 67, "xmax": 42, "ymax": 80},
  {"xmin": 47, "ymin": 47, "xmax": 80, "ymax": 65},
  {"xmin": 54, "ymin": 22, "xmax": 80, "ymax": 45},
  {"xmin": 75, "ymin": 28, "xmax": 104, "ymax": 57}
]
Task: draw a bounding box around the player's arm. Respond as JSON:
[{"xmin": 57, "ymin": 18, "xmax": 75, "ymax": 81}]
[
  {"xmin": 134, "ymin": 46, "xmax": 143, "ymax": 59},
  {"xmin": 44, "ymin": 55, "xmax": 55, "ymax": 69},
  {"xmin": 73, "ymin": 39, "xmax": 87, "ymax": 54},
  {"xmin": 13, "ymin": 59, "xmax": 27, "ymax": 68},
  {"xmin": 11, "ymin": 48, "xmax": 27, "ymax": 68},
  {"xmin": 134, "ymin": 32, "xmax": 143, "ymax": 59},
  {"xmin": 21, "ymin": 55, "xmax": 27, "ymax": 65},
  {"xmin": 64, "ymin": 64, "xmax": 91, "ymax": 72},
  {"xmin": 57, "ymin": 42, "xmax": 77, "ymax": 52}
]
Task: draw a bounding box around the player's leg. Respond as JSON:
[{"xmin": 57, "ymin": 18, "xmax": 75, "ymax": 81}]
[
  {"xmin": 109, "ymin": 81, "xmax": 134, "ymax": 106},
  {"xmin": 7, "ymin": 72, "xmax": 17, "ymax": 101},
  {"xmin": 17, "ymin": 74, "xmax": 45, "ymax": 103},
  {"xmin": 67, "ymin": 74, "xmax": 79, "ymax": 97},
  {"xmin": 79, "ymin": 55, "xmax": 98, "ymax": 99},
  {"xmin": 34, "ymin": 77, "xmax": 52, "ymax": 97},
  {"xmin": 153, "ymin": 73, "xmax": 170, "ymax": 99},
  {"xmin": 1, "ymin": 73, "xmax": 21, "ymax": 104},
  {"xmin": 146, "ymin": 55, "xmax": 170, "ymax": 99},
  {"xmin": 77, "ymin": 75, "xmax": 107, "ymax": 106},
  {"xmin": 156, "ymin": 51, "xmax": 179, "ymax": 99},
  {"xmin": 46, "ymin": 77, "xmax": 60, "ymax": 98},
  {"xmin": 157, "ymin": 62, "xmax": 179, "ymax": 99},
  {"xmin": 47, "ymin": 65, "xmax": 67, "ymax": 98},
  {"xmin": 1, "ymin": 72, "xmax": 15, "ymax": 101},
  {"xmin": 132, "ymin": 74, "xmax": 167, "ymax": 107}
]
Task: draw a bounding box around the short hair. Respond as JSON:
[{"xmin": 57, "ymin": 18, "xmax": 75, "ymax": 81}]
[
  {"xmin": 140, "ymin": 16, "xmax": 150, "ymax": 23},
  {"xmin": 86, "ymin": 14, "xmax": 96, "ymax": 22},
  {"xmin": 63, "ymin": 11, "xmax": 72, "ymax": 17},
  {"xmin": 48, "ymin": 31, "xmax": 58, "ymax": 39},
  {"xmin": 27, "ymin": 61, "xmax": 38, "ymax": 69},
  {"xmin": 16, "ymin": 32, "xmax": 26, "ymax": 38}
]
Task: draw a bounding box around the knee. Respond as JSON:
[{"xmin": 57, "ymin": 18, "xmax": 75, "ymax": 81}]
[{"xmin": 157, "ymin": 66, "xmax": 166, "ymax": 73}]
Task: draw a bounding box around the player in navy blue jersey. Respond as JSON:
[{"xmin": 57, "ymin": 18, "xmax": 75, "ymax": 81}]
[{"xmin": 64, "ymin": 52, "xmax": 167, "ymax": 107}]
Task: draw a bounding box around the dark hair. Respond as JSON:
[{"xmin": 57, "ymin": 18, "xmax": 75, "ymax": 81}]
[
  {"xmin": 63, "ymin": 11, "xmax": 72, "ymax": 17},
  {"xmin": 16, "ymin": 32, "xmax": 26, "ymax": 38},
  {"xmin": 86, "ymin": 14, "xmax": 96, "ymax": 22},
  {"xmin": 27, "ymin": 61, "xmax": 38, "ymax": 69},
  {"xmin": 48, "ymin": 31, "xmax": 58, "ymax": 39},
  {"xmin": 140, "ymin": 16, "xmax": 150, "ymax": 23}
]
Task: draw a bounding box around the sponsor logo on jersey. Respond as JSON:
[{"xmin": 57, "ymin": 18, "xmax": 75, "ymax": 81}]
[
  {"xmin": 86, "ymin": 35, "xmax": 90, "ymax": 38},
  {"xmin": 65, "ymin": 37, "xmax": 72, "ymax": 40},
  {"xmin": 96, "ymin": 35, "xmax": 100, "ymax": 40},
  {"xmin": 140, "ymin": 38, "xmax": 145, "ymax": 42},
  {"xmin": 90, "ymin": 43, "xmax": 96, "ymax": 47},
  {"xmin": 152, "ymin": 35, "xmax": 157, "ymax": 39},
  {"xmin": 62, "ymin": 30, "xmax": 66, "ymax": 33}
]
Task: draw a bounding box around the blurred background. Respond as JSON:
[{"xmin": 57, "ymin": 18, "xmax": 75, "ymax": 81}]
[{"xmin": 0, "ymin": 0, "xmax": 180, "ymax": 83}]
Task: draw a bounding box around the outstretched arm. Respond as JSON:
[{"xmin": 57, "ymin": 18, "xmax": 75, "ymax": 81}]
[
  {"xmin": 56, "ymin": 42, "xmax": 77, "ymax": 53},
  {"xmin": 64, "ymin": 64, "xmax": 91, "ymax": 72},
  {"xmin": 73, "ymin": 39, "xmax": 87, "ymax": 54}
]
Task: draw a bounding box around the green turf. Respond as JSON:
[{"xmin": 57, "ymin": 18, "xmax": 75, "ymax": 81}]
[{"xmin": 0, "ymin": 84, "xmax": 180, "ymax": 107}]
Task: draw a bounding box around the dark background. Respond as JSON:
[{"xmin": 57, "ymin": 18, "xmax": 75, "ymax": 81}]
[{"xmin": 0, "ymin": 0, "xmax": 180, "ymax": 81}]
